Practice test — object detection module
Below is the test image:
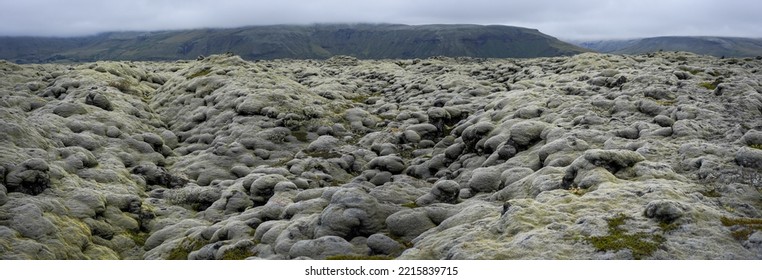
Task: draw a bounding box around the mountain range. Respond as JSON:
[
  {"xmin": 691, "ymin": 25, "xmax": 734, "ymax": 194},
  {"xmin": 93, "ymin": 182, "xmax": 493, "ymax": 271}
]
[
  {"xmin": 0, "ymin": 24, "xmax": 588, "ymax": 63},
  {"xmin": 2, "ymin": 24, "xmax": 761, "ymax": 63},
  {"xmin": 573, "ymin": 36, "xmax": 762, "ymax": 57}
]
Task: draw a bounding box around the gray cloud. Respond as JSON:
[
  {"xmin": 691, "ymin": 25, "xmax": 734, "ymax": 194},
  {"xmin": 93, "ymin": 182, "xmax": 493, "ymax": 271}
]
[{"xmin": 0, "ymin": 0, "xmax": 760, "ymax": 39}]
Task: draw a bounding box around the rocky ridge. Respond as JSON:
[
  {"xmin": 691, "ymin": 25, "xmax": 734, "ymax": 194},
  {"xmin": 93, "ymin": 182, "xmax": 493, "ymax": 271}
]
[{"xmin": 0, "ymin": 52, "xmax": 761, "ymax": 259}]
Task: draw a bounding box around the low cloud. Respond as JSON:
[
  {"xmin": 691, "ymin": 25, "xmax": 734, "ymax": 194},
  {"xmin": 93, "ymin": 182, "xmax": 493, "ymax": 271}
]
[{"xmin": 0, "ymin": 0, "xmax": 760, "ymax": 39}]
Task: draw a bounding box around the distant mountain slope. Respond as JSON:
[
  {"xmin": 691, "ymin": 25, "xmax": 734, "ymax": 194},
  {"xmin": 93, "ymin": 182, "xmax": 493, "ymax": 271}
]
[
  {"xmin": 0, "ymin": 24, "xmax": 589, "ymax": 63},
  {"xmin": 574, "ymin": 36, "xmax": 762, "ymax": 57}
]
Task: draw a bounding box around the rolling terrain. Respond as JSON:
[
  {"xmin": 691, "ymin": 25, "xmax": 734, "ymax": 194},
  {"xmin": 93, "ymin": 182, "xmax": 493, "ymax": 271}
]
[{"xmin": 1, "ymin": 52, "xmax": 761, "ymax": 259}]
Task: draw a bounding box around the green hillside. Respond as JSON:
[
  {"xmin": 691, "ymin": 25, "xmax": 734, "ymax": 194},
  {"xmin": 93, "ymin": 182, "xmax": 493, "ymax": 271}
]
[
  {"xmin": 0, "ymin": 24, "xmax": 589, "ymax": 63},
  {"xmin": 574, "ymin": 36, "xmax": 762, "ymax": 57}
]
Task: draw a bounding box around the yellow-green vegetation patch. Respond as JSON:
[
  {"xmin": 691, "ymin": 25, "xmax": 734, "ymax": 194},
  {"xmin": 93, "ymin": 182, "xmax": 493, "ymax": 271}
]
[
  {"xmin": 167, "ymin": 245, "xmax": 191, "ymax": 260},
  {"xmin": 698, "ymin": 78, "xmax": 723, "ymax": 90},
  {"xmin": 698, "ymin": 188, "xmax": 722, "ymax": 198},
  {"xmin": 325, "ymin": 255, "xmax": 394, "ymax": 260},
  {"xmin": 167, "ymin": 237, "xmax": 207, "ymax": 260},
  {"xmin": 221, "ymin": 247, "xmax": 255, "ymax": 260},
  {"xmin": 305, "ymin": 150, "xmax": 342, "ymax": 159},
  {"xmin": 401, "ymin": 202, "xmax": 419, "ymax": 208},
  {"xmin": 127, "ymin": 231, "xmax": 149, "ymax": 247},
  {"xmin": 698, "ymin": 82, "xmax": 717, "ymax": 90},
  {"xmin": 568, "ymin": 186, "xmax": 586, "ymax": 196},
  {"xmin": 188, "ymin": 68, "xmax": 212, "ymax": 79},
  {"xmin": 658, "ymin": 221, "xmax": 680, "ymax": 233},
  {"xmin": 585, "ymin": 213, "xmax": 665, "ymax": 260},
  {"xmin": 749, "ymin": 144, "xmax": 762, "ymax": 150},
  {"xmin": 721, "ymin": 216, "xmax": 762, "ymax": 226},
  {"xmin": 348, "ymin": 92, "xmax": 380, "ymax": 104},
  {"xmin": 720, "ymin": 216, "xmax": 762, "ymax": 241}
]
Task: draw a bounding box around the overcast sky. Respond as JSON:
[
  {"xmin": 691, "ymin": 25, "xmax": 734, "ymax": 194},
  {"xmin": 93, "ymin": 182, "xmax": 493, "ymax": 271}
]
[{"xmin": 0, "ymin": 0, "xmax": 760, "ymax": 39}]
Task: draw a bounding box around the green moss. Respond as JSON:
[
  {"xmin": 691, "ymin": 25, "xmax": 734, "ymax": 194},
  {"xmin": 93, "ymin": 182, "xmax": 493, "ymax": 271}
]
[
  {"xmin": 221, "ymin": 247, "xmax": 254, "ymax": 260},
  {"xmin": 291, "ymin": 130, "xmax": 309, "ymax": 142},
  {"xmin": 688, "ymin": 69, "xmax": 702, "ymax": 75},
  {"xmin": 698, "ymin": 188, "xmax": 722, "ymax": 198},
  {"xmin": 127, "ymin": 231, "xmax": 148, "ymax": 247},
  {"xmin": 326, "ymin": 255, "xmax": 394, "ymax": 260},
  {"xmin": 720, "ymin": 216, "xmax": 762, "ymax": 226},
  {"xmin": 167, "ymin": 237, "xmax": 207, "ymax": 260},
  {"xmin": 398, "ymin": 148, "xmax": 415, "ymax": 159},
  {"xmin": 348, "ymin": 92, "xmax": 380, "ymax": 104},
  {"xmin": 721, "ymin": 215, "xmax": 762, "ymax": 242},
  {"xmin": 607, "ymin": 213, "xmax": 628, "ymax": 228},
  {"xmin": 585, "ymin": 213, "xmax": 665, "ymax": 260},
  {"xmin": 167, "ymin": 246, "xmax": 191, "ymax": 260},
  {"xmin": 699, "ymin": 78, "xmax": 723, "ymax": 90},
  {"xmin": 749, "ymin": 144, "xmax": 762, "ymax": 150},
  {"xmin": 188, "ymin": 68, "xmax": 212, "ymax": 79},
  {"xmin": 305, "ymin": 150, "xmax": 342, "ymax": 159},
  {"xmin": 349, "ymin": 95, "xmax": 370, "ymax": 104},
  {"xmin": 401, "ymin": 202, "xmax": 419, "ymax": 208},
  {"xmin": 699, "ymin": 82, "xmax": 717, "ymax": 90},
  {"xmin": 730, "ymin": 228, "xmax": 754, "ymax": 241},
  {"xmin": 658, "ymin": 221, "xmax": 679, "ymax": 233}
]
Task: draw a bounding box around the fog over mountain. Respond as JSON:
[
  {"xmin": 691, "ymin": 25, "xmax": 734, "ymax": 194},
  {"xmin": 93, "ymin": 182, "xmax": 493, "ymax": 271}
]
[{"xmin": 1, "ymin": 0, "xmax": 760, "ymax": 39}]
